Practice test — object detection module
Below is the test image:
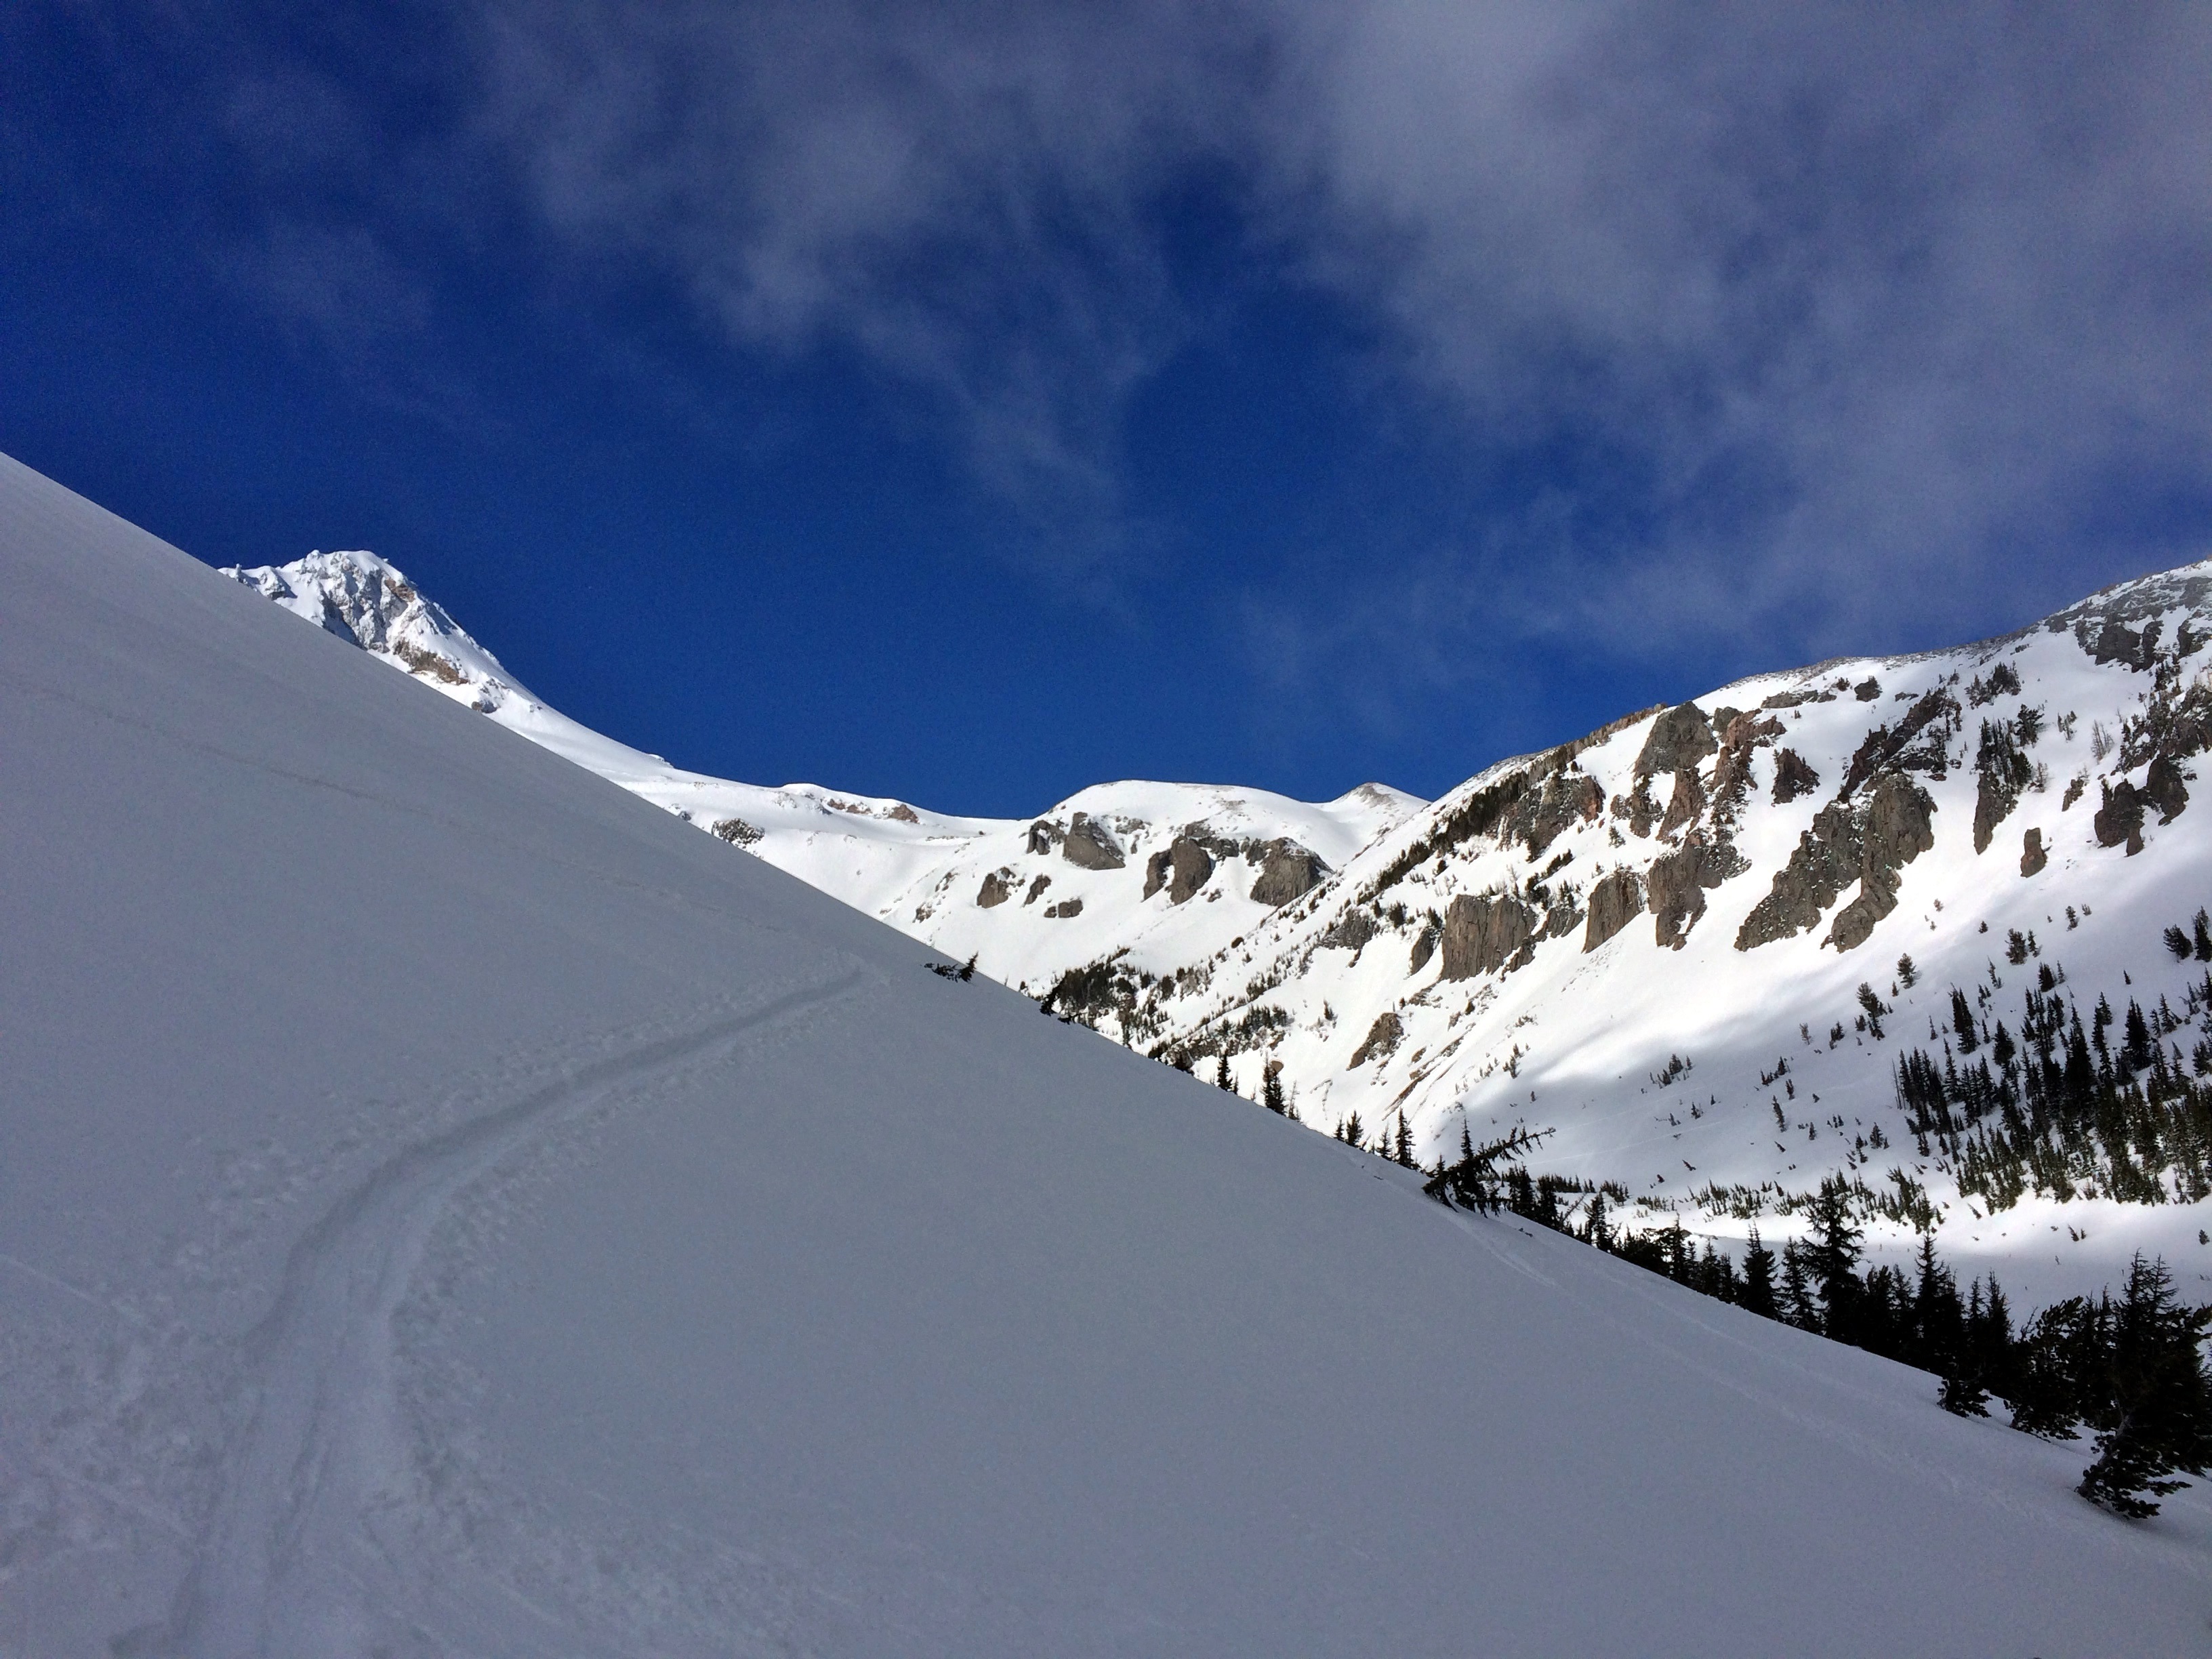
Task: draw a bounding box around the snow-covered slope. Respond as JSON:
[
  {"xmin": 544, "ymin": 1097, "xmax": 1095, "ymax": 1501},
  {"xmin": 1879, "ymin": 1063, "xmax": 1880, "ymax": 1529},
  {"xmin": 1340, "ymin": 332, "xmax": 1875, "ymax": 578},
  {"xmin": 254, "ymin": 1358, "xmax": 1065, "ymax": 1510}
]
[
  {"xmin": 12, "ymin": 459, "xmax": 2212, "ymax": 1651},
  {"xmin": 1112, "ymin": 567, "xmax": 2212, "ymax": 1307},
  {"xmin": 226, "ymin": 543, "xmax": 2212, "ymax": 1311},
  {"xmin": 220, "ymin": 547, "xmax": 1424, "ymax": 1002}
]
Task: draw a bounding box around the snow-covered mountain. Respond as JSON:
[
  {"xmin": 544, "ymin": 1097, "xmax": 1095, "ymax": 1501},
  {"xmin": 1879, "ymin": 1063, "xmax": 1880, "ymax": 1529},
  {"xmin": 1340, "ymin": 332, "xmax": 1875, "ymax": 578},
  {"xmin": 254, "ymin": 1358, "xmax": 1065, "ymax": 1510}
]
[
  {"xmin": 226, "ymin": 543, "xmax": 2212, "ymax": 1309},
  {"xmin": 222, "ymin": 547, "xmax": 1425, "ymax": 1001},
  {"xmin": 13, "ymin": 450, "xmax": 2212, "ymax": 1656}
]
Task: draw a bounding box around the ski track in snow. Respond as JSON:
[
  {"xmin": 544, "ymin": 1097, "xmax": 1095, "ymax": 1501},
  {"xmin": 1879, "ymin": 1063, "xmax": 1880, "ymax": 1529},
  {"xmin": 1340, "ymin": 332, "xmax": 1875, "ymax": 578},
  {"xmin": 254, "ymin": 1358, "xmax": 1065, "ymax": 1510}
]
[{"xmin": 161, "ymin": 969, "xmax": 868, "ymax": 1658}]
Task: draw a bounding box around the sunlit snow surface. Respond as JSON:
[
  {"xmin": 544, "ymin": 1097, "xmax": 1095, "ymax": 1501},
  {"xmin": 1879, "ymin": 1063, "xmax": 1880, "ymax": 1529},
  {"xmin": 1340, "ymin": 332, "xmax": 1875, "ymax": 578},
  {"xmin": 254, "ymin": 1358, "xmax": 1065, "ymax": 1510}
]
[
  {"xmin": 228, "ymin": 541, "xmax": 2212, "ymax": 1312},
  {"xmin": 9, "ymin": 451, "xmax": 2212, "ymax": 1653}
]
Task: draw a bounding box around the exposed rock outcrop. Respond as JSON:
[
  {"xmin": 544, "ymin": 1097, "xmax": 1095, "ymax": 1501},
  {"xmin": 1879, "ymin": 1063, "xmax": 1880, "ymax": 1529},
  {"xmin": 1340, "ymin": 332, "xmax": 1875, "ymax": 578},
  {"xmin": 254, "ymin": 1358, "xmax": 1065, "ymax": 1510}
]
[
  {"xmin": 1635, "ymin": 703, "xmax": 1717, "ymax": 779},
  {"xmin": 1347, "ymin": 1011, "xmax": 1404, "ymax": 1069},
  {"xmin": 1061, "ymin": 813, "xmax": 1126, "ymax": 871},
  {"xmin": 1657, "ymin": 769, "xmax": 1706, "ymax": 840},
  {"xmin": 1582, "ymin": 869, "xmax": 1645, "ymax": 951},
  {"xmin": 977, "ymin": 869, "xmax": 1013, "ymax": 908},
  {"xmin": 1026, "ymin": 821, "xmax": 1062, "ymax": 855},
  {"xmin": 1771, "ymin": 748, "xmax": 1820, "ymax": 804},
  {"xmin": 2020, "ymin": 827, "xmax": 2047, "ymax": 877},
  {"xmin": 1736, "ymin": 775, "xmax": 1936, "ymax": 952},
  {"xmin": 2095, "ymin": 779, "xmax": 2147, "ymax": 855},
  {"xmin": 1507, "ymin": 769, "xmax": 1605, "ymax": 858},
  {"xmin": 1646, "ymin": 834, "xmax": 1745, "ymax": 949},
  {"xmin": 1044, "ymin": 897, "xmax": 1085, "ymax": 919},
  {"xmin": 1440, "ymin": 893, "xmax": 1539, "ymax": 981},
  {"xmin": 710, "ymin": 817, "xmax": 762, "ymax": 847},
  {"xmin": 1250, "ymin": 839, "xmax": 1327, "ymax": 905},
  {"xmin": 1023, "ymin": 874, "xmax": 1052, "ymax": 905},
  {"xmin": 1409, "ymin": 916, "xmax": 1443, "ymax": 972},
  {"xmin": 1826, "ymin": 776, "xmax": 1940, "ymax": 951},
  {"xmin": 1972, "ymin": 720, "xmax": 2034, "ymax": 854},
  {"xmin": 1321, "ymin": 909, "xmax": 1378, "ymax": 953},
  {"xmin": 2146, "ymin": 755, "xmax": 2192, "ymax": 823},
  {"xmin": 1144, "ymin": 836, "xmax": 1216, "ymax": 903},
  {"xmin": 2082, "ymin": 614, "xmax": 2163, "ymax": 671},
  {"xmin": 1839, "ymin": 688, "xmax": 1959, "ymax": 798}
]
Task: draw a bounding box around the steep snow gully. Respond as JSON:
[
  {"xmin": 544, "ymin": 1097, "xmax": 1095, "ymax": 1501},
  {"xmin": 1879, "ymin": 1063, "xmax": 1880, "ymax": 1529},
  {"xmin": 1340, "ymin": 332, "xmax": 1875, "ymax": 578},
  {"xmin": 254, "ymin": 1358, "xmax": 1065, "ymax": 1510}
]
[{"xmin": 7, "ymin": 449, "xmax": 2212, "ymax": 1654}]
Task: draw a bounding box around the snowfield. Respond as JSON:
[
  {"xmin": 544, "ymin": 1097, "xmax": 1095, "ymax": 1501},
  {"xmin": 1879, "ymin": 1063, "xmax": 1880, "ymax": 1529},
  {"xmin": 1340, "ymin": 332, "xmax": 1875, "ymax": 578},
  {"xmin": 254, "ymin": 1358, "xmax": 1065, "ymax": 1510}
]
[{"xmin": 8, "ymin": 449, "xmax": 2212, "ymax": 1653}]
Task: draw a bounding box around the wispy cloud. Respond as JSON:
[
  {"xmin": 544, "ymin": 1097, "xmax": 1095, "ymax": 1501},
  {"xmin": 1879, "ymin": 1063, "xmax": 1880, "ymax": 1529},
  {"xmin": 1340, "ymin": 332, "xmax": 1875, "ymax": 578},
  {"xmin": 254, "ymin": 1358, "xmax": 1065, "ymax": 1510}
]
[{"xmin": 217, "ymin": 2, "xmax": 2212, "ymax": 672}]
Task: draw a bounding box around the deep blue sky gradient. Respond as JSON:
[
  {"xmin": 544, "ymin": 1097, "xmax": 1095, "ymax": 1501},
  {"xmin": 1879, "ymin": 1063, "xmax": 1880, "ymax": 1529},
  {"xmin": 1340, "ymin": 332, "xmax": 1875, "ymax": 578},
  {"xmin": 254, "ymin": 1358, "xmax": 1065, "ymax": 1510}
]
[{"xmin": 7, "ymin": 3, "xmax": 2209, "ymax": 814}]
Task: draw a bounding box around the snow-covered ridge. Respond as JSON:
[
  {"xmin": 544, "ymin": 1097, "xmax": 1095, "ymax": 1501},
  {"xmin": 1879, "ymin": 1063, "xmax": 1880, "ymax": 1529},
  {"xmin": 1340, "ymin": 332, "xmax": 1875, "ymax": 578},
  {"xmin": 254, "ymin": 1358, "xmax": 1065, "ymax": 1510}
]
[
  {"xmin": 225, "ymin": 544, "xmax": 2212, "ymax": 1306},
  {"xmin": 221, "ymin": 548, "xmax": 1427, "ymax": 998}
]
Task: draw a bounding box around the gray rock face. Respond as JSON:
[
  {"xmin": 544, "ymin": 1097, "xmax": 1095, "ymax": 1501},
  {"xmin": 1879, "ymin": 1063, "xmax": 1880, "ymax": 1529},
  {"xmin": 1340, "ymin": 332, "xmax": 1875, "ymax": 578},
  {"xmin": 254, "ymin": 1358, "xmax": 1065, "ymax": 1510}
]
[
  {"xmin": 1061, "ymin": 813, "xmax": 1126, "ymax": 870},
  {"xmin": 977, "ymin": 870, "xmax": 1013, "ymax": 908},
  {"xmin": 1439, "ymin": 893, "xmax": 1538, "ymax": 980},
  {"xmin": 2095, "ymin": 779, "xmax": 2147, "ymax": 855},
  {"xmin": 1023, "ymin": 874, "xmax": 1052, "ymax": 905},
  {"xmin": 1646, "ymin": 834, "xmax": 1744, "ymax": 949},
  {"xmin": 1250, "ymin": 839, "xmax": 1326, "ymax": 906},
  {"xmin": 2083, "ymin": 614, "xmax": 2163, "ymax": 671},
  {"xmin": 1026, "ymin": 821, "xmax": 1062, "ymax": 855},
  {"xmin": 1735, "ymin": 774, "xmax": 1935, "ymax": 952},
  {"xmin": 2146, "ymin": 754, "xmax": 2191, "ymax": 823},
  {"xmin": 1771, "ymin": 748, "xmax": 1820, "ymax": 804},
  {"xmin": 1972, "ymin": 722, "xmax": 2034, "ymax": 854},
  {"xmin": 2020, "ymin": 827, "xmax": 2048, "ymax": 877},
  {"xmin": 1582, "ymin": 869, "xmax": 1644, "ymax": 951},
  {"xmin": 1507, "ymin": 769, "xmax": 1605, "ymax": 857},
  {"xmin": 1826, "ymin": 776, "xmax": 1936, "ymax": 950},
  {"xmin": 1839, "ymin": 689, "xmax": 1959, "ymax": 798},
  {"xmin": 1409, "ymin": 918, "xmax": 1443, "ymax": 973},
  {"xmin": 1144, "ymin": 836, "xmax": 1216, "ymax": 903},
  {"xmin": 1321, "ymin": 909, "xmax": 1378, "ymax": 953},
  {"xmin": 1347, "ymin": 1010, "xmax": 1404, "ymax": 1069},
  {"xmin": 1658, "ymin": 769, "xmax": 1706, "ymax": 840},
  {"xmin": 1635, "ymin": 703, "xmax": 1717, "ymax": 779},
  {"xmin": 1044, "ymin": 897, "xmax": 1085, "ymax": 919}
]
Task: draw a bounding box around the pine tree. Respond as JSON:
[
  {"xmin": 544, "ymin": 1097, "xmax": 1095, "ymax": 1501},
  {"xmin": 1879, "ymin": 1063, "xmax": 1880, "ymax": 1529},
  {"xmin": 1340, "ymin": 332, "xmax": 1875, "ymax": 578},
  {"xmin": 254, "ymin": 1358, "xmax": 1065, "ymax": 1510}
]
[
  {"xmin": 1780, "ymin": 1241, "xmax": 1820, "ymax": 1332},
  {"xmin": 1263, "ymin": 1065, "xmax": 1286, "ymax": 1115},
  {"xmin": 1393, "ymin": 1111, "xmax": 1414, "ymax": 1166},
  {"xmin": 1740, "ymin": 1229, "xmax": 1780, "ymax": 1320},
  {"xmin": 2078, "ymin": 1255, "xmax": 2212, "ymax": 1518},
  {"xmin": 1803, "ymin": 1178, "xmax": 1866, "ymax": 1344},
  {"xmin": 1583, "ymin": 1189, "xmax": 1612, "ymax": 1250},
  {"xmin": 1215, "ymin": 1052, "xmax": 1232, "ymax": 1092}
]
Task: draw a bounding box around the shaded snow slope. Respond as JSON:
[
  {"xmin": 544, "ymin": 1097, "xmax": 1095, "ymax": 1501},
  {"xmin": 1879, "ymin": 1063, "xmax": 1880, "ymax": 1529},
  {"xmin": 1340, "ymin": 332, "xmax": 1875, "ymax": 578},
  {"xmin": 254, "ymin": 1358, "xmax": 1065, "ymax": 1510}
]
[{"xmin": 9, "ymin": 459, "xmax": 2212, "ymax": 1650}]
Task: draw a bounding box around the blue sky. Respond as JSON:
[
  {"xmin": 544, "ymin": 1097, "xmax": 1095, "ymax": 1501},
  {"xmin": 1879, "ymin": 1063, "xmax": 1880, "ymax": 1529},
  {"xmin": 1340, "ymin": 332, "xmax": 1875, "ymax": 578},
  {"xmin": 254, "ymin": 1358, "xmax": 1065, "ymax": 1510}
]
[{"xmin": 7, "ymin": 3, "xmax": 2211, "ymax": 814}]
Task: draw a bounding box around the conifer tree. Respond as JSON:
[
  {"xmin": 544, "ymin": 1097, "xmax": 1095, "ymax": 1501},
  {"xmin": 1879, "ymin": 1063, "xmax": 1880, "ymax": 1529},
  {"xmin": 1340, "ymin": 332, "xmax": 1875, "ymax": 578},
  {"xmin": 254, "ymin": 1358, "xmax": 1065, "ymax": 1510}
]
[
  {"xmin": 1263, "ymin": 1065, "xmax": 1286, "ymax": 1115},
  {"xmin": 1214, "ymin": 1052, "xmax": 1232, "ymax": 1092},
  {"xmin": 1393, "ymin": 1111, "xmax": 1414, "ymax": 1166},
  {"xmin": 1740, "ymin": 1229, "xmax": 1780, "ymax": 1320},
  {"xmin": 1803, "ymin": 1178, "xmax": 1866, "ymax": 1344},
  {"xmin": 2078, "ymin": 1255, "xmax": 2212, "ymax": 1518},
  {"xmin": 1582, "ymin": 1189, "xmax": 1612, "ymax": 1251},
  {"xmin": 1780, "ymin": 1241, "xmax": 1820, "ymax": 1332}
]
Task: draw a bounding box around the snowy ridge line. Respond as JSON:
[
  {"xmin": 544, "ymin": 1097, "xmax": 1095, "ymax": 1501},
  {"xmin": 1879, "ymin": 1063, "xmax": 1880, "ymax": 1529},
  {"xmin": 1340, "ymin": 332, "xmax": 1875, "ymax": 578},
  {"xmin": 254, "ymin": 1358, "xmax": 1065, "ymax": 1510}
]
[{"xmin": 162, "ymin": 970, "xmax": 867, "ymax": 1659}]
